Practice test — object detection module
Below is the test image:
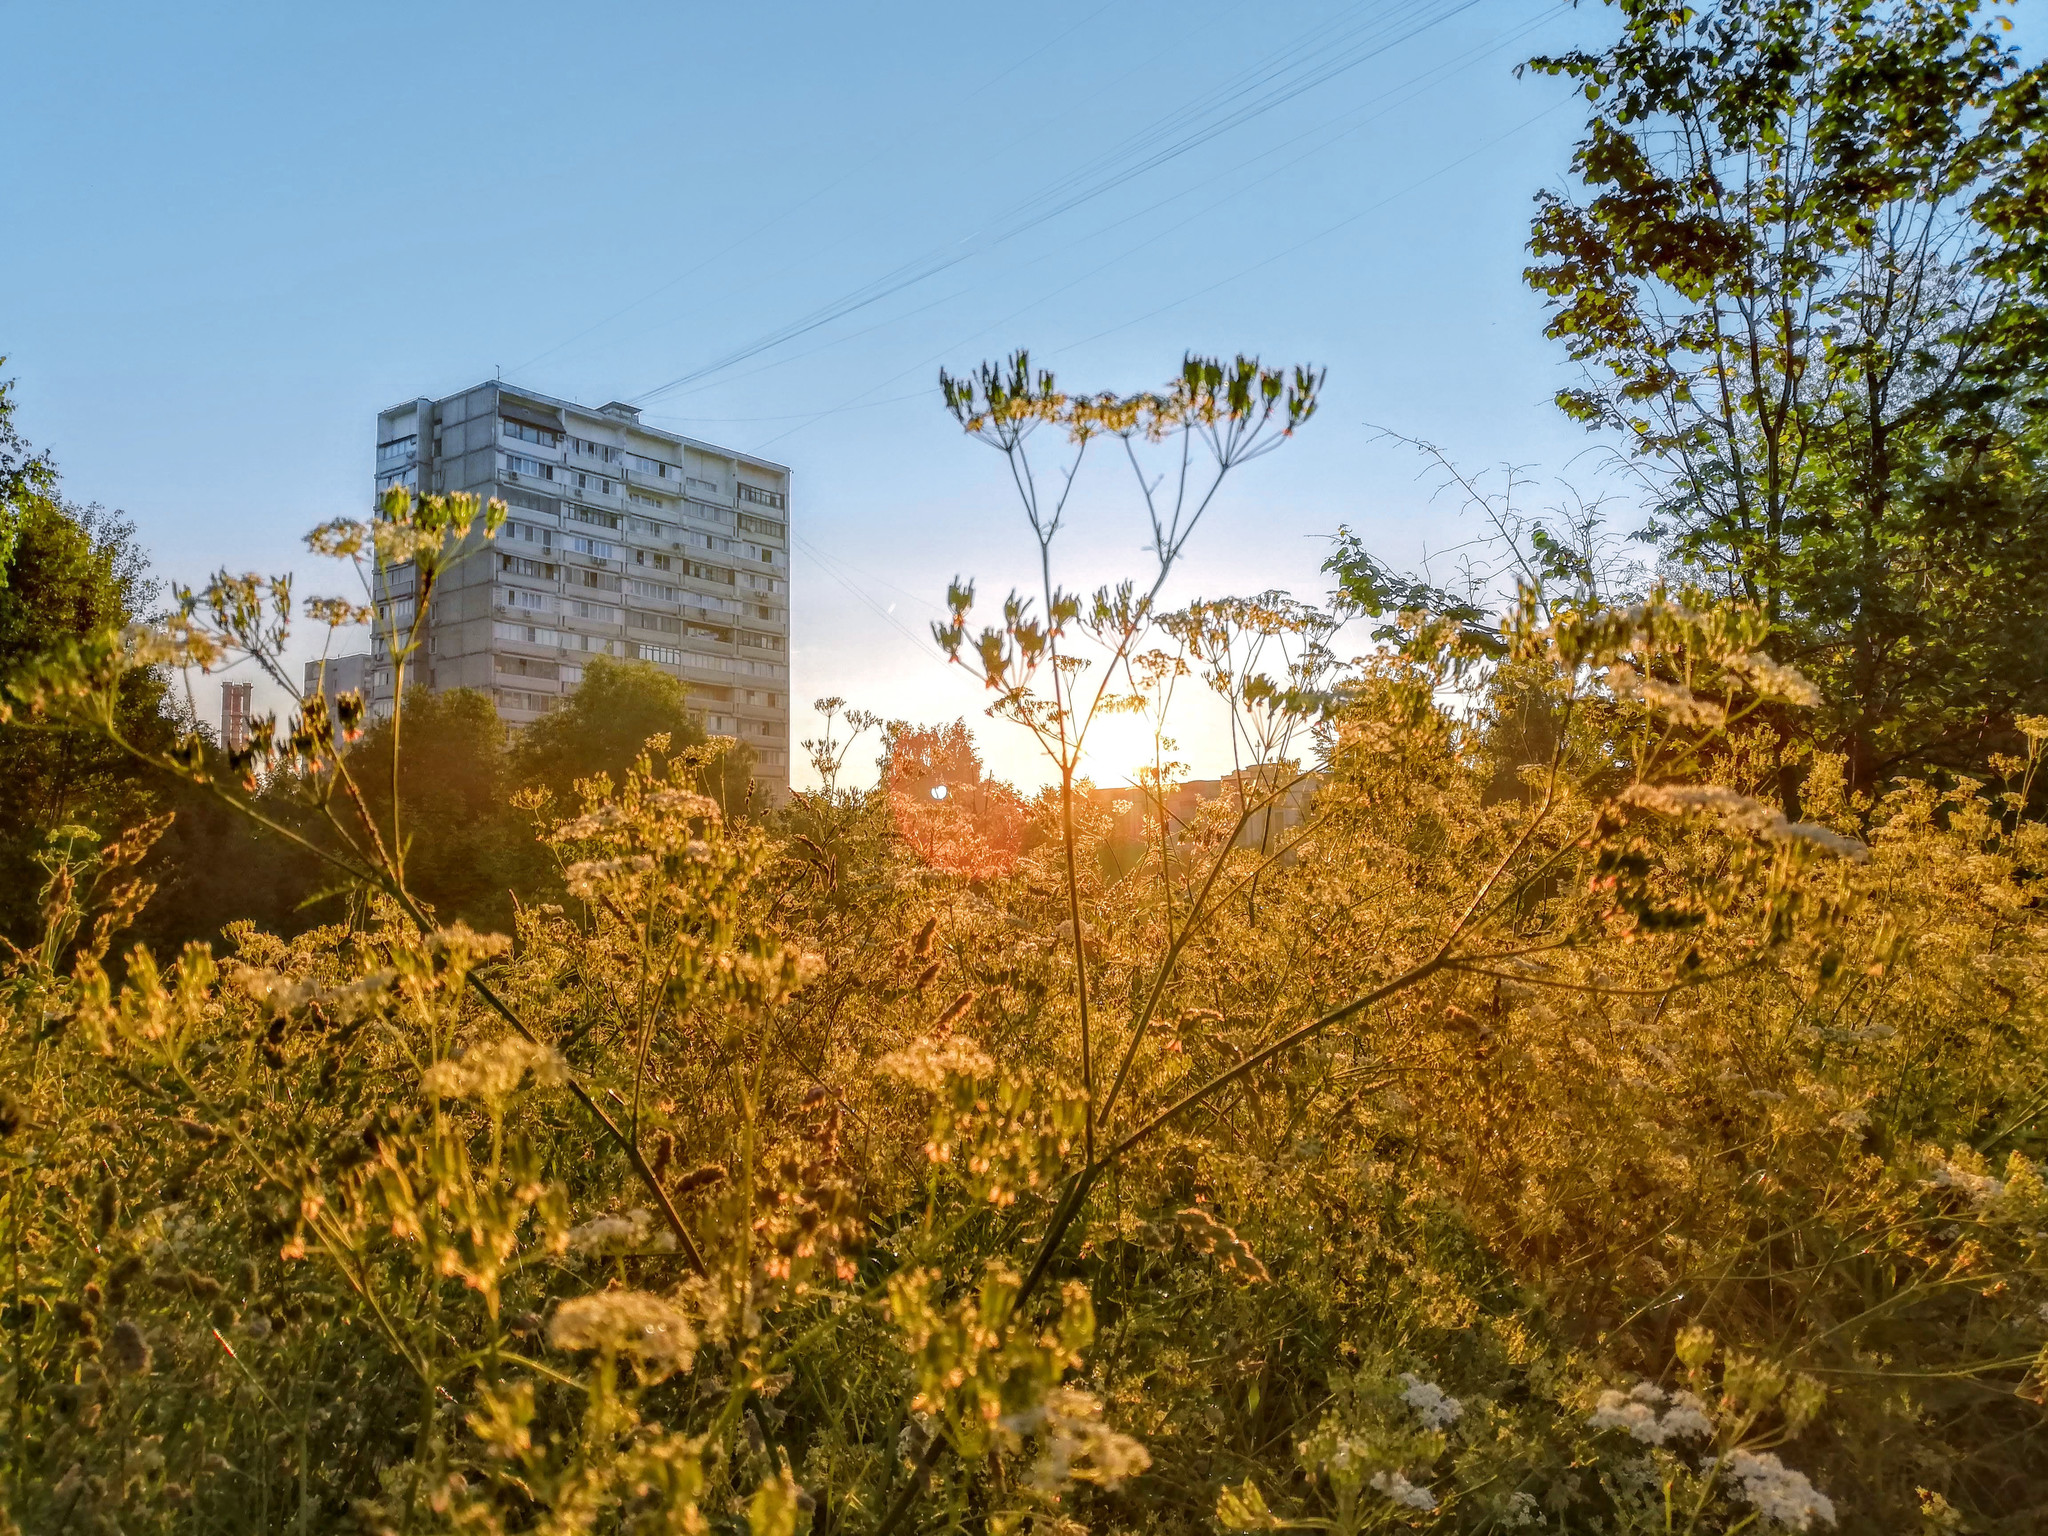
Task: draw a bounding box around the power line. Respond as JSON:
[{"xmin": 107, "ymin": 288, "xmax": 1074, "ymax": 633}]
[
  {"xmin": 506, "ymin": 0, "xmax": 1128, "ymax": 380},
  {"xmin": 628, "ymin": 0, "xmax": 1487, "ymax": 407}
]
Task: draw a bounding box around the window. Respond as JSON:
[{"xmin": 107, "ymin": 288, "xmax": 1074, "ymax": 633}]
[
  {"xmin": 500, "ymin": 553, "xmax": 557, "ymax": 579},
  {"xmin": 502, "ymin": 487, "xmax": 554, "ymax": 515},
  {"xmin": 381, "ymin": 599, "xmax": 417, "ymax": 629},
  {"xmin": 501, "ymin": 418, "xmax": 561, "ymax": 448},
  {"xmin": 574, "ymin": 569, "xmax": 622, "ymax": 593},
  {"xmin": 685, "ymin": 476, "xmax": 722, "ymax": 501},
  {"xmin": 498, "ymin": 587, "xmax": 552, "ymax": 613},
  {"xmin": 496, "ymin": 621, "xmax": 560, "ymax": 646},
  {"xmin": 572, "ymin": 471, "xmax": 616, "ymax": 495},
  {"xmin": 685, "ymin": 560, "xmax": 736, "ymax": 586},
  {"xmin": 625, "ymin": 452, "xmax": 676, "ymax": 479},
  {"xmin": 630, "ymin": 609, "xmax": 682, "ymax": 634},
  {"xmin": 628, "ymin": 491, "xmax": 672, "ymax": 512},
  {"xmin": 566, "ymin": 534, "xmax": 615, "ymax": 560},
  {"xmin": 377, "ymin": 435, "xmax": 417, "ymax": 466},
  {"xmin": 505, "ymin": 520, "xmax": 554, "ymax": 548},
  {"xmin": 738, "ymin": 482, "xmax": 785, "ymax": 510},
  {"xmin": 570, "ymin": 437, "xmax": 618, "ymax": 463},
  {"xmin": 560, "ymin": 661, "xmax": 585, "ymax": 686},
  {"xmin": 627, "ymin": 514, "xmax": 674, "ymax": 538},
  {"xmin": 738, "ymin": 571, "xmax": 783, "ymax": 593},
  {"xmin": 376, "ymin": 466, "xmax": 418, "ymax": 492},
  {"xmin": 737, "ymin": 630, "xmax": 784, "ymax": 652},
  {"xmin": 565, "ymin": 506, "xmax": 621, "ymax": 530},
  {"xmin": 496, "ymin": 688, "xmax": 557, "ymax": 713},
  {"xmin": 566, "ymin": 599, "xmax": 620, "ymax": 623},
  {"xmin": 628, "ymin": 578, "xmax": 677, "ymax": 602},
  {"xmin": 635, "ymin": 643, "xmax": 683, "ymax": 666},
  {"xmin": 634, "ymin": 550, "xmax": 673, "ymax": 571},
  {"xmin": 503, "ymin": 452, "xmax": 555, "ymax": 480},
  {"xmin": 495, "ymin": 655, "xmax": 558, "ymax": 680},
  {"xmin": 738, "ymin": 512, "xmax": 784, "ymax": 540}
]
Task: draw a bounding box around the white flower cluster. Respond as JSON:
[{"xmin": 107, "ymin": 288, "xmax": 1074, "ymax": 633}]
[
  {"xmin": 877, "ymin": 1035, "xmax": 996, "ymax": 1093},
  {"xmin": 1399, "ymin": 1372, "xmax": 1464, "ymax": 1429},
  {"xmin": 1371, "ymin": 1469, "xmax": 1437, "ymax": 1510},
  {"xmin": 1928, "ymin": 1159, "xmax": 2006, "ymax": 1205},
  {"xmin": 1713, "ymin": 1449, "xmax": 1835, "ymax": 1529},
  {"xmin": 548, "ymin": 1290, "xmax": 696, "ymax": 1381},
  {"xmin": 566, "ymin": 1208, "xmax": 677, "ymax": 1254},
  {"xmin": 1618, "ymin": 783, "xmax": 1869, "ymax": 861},
  {"xmin": 1588, "ymin": 1381, "xmax": 1714, "ymax": 1445},
  {"xmin": 419, "ymin": 1036, "xmax": 567, "ymax": 1106}
]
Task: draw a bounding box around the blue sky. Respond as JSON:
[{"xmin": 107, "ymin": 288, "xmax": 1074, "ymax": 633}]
[{"xmin": 3, "ymin": 0, "xmax": 1609, "ymax": 788}]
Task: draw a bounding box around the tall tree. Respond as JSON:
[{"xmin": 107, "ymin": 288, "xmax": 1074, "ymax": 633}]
[
  {"xmin": 509, "ymin": 655, "xmax": 747, "ymax": 812},
  {"xmin": 1526, "ymin": 0, "xmax": 2048, "ymax": 784},
  {"xmin": 0, "ymin": 372, "xmax": 182, "ymax": 946}
]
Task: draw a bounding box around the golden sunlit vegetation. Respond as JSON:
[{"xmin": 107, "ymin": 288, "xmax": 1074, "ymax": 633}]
[{"xmin": 6, "ymin": 1, "xmax": 2048, "ymax": 1530}]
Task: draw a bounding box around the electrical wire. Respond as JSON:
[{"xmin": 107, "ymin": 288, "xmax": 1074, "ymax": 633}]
[{"xmin": 627, "ymin": 0, "xmax": 1488, "ymax": 407}]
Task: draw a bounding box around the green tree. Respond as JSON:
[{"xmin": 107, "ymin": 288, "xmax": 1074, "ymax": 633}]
[
  {"xmin": 0, "ymin": 373, "xmax": 183, "ymax": 947},
  {"xmin": 346, "ymin": 686, "xmax": 543, "ymax": 931},
  {"xmin": 509, "ymin": 655, "xmax": 744, "ymax": 811},
  {"xmin": 1525, "ymin": 0, "xmax": 2048, "ymax": 785}
]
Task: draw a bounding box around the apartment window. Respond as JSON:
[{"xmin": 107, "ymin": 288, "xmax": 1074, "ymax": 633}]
[
  {"xmin": 636, "ymin": 643, "xmax": 683, "ymax": 666},
  {"xmin": 686, "ymin": 622, "xmax": 730, "ymax": 643},
  {"xmin": 496, "ymin": 688, "xmax": 557, "ymax": 714},
  {"xmin": 566, "ymin": 599, "xmax": 620, "ymax": 623},
  {"xmin": 560, "ymin": 661, "xmax": 585, "ymax": 686},
  {"xmin": 572, "ymin": 471, "xmax": 616, "ymax": 496},
  {"xmin": 574, "ymin": 570, "xmax": 622, "ymax": 593},
  {"xmin": 501, "ymin": 418, "xmax": 561, "ymax": 448},
  {"xmin": 376, "ymin": 466, "xmax": 418, "ymax": 492},
  {"xmin": 566, "ymin": 534, "xmax": 615, "ymax": 560},
  {"xmin": 685, "ymin": 560, "xmax": 736, "ymax": 586},
  {"xmin": 685, "ymin": 476, "xmax": 722, "ymax": 501},
  {"xmin": 630, "ymin": 609, "xmax": 682, "ymax": 634},
  {"xmin": 627, "ymin": 515, "xmax": 674, "ymax": 538},
  {"xmin": 499, "ymin": 587, "xmax": 552, "ymax": 613},
  {"xmin": 634, "ymin": 550, "xmax": 673, "ymax": 571},
  {"xmin": 502, "ymin": 487, "xmax": 554, "ymax": 515},
  {"xmin": 738, "ymin": 512, "xmax": 785, "ymax": 540},
  {"xmin": 377, "ymin": 435, "xmax": 417, "ymax": 466},
  {"xmin": 570, "ymin": 437, "xmax": 618, "ymax": 463},
  {"xmin": 504, "ymin": 452, "xmax": 555, "ymax": 480},
  {"xmin": 496, "ymin": 621, "xmax": 561, "ymax": 647},
  {"xmin": 565, "ymin": 506, "xmax": 621, "ymax": 531},
  {"xmin": 495, "ymin": 655, "xmax": 558, "ymax": 681},
  {"xmin": 505, "ymin": 520, "xmax": 554, "ymax": 549},
  {"xmin": 738, "ymin": 571, "xmax": 784, "ymax": 594},
  {"xmin": 625, "ymin": 452, "xmax": 676, "ymax": 479},
  {"xmin": 500, "ymin": 553, "xmax": 558, "ymax": 579},
  {"xmin": 738, "ymin": 483, "xmax": 785, "ymax": 510},
  {"xmin": 628, "ymin": 578, "xmax": 677, "ymax": 602},
  {"xmin": 737, "ymin": 631, "xmax": 784, "ymax": 653},
  {"xmin": 381, "ymin": 599, "xmax": 417, "ymax": 629}
]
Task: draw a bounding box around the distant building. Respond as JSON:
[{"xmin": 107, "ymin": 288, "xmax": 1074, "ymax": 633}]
[
  {"xmin": 220, "ymin": 681, "xmax": 253, "ymax": 752},
  {"xmin": 1091, "ymin": 765, "xmax": 1317, "ymax": 860},
  {"xmin": 370, "ymin": 382, "xmax": 791, "ymax": 802},
  {"xmin": 303, "ymin": 653, "xmax": 371, "ymax": 709}
]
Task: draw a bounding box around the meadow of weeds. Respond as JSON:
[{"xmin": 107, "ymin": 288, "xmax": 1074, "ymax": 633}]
[{"xmin": 0, "ymin": 351, "xmax": 2045, "ymax": 1536}]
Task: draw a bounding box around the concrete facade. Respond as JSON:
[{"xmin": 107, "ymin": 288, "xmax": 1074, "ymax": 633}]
[{"xmin": 369, "ymin": 383, "xmax": 791, "ymax": 800}]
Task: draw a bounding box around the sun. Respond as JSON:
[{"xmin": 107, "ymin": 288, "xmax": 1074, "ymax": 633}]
[{"xmin": 1075, "ymin": 708, "xmax": 1166, "ymax": 787}]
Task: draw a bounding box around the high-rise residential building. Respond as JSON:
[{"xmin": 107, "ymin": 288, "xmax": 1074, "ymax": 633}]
[
  {"xmin": 369, "ymin": 382, "xmax": 792, "ymax": 801},
  {"xmin": 221, "ymin": 681, "xmax": 253, "ymax": 752},
  {"xmin": 303, "ymin": 652, "xmax": 371, "ymax": 710}
]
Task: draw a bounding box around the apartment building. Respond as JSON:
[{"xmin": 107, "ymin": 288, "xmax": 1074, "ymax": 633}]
[{"xmin": 369, "ymin": 382, "xmax": 792, "ymax": 800}]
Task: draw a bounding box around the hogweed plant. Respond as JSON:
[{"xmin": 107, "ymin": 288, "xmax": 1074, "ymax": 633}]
[{"xmin": 0, "ymin": 360, "xmax": 2042, "ymax": 1533}]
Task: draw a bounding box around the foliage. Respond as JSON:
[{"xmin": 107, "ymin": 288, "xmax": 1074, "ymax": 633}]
[
  {"xmin": 1524, "ymin": 0, "xmax": 2048, "ymax": 784},
  {"xmin": 2, "ymin": 345, "xmax": 2042, "ymax": 1536}
]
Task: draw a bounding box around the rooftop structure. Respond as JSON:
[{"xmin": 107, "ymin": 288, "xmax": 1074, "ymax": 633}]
[{"xmin": 370, "ymin": 382, "xmax": 791, "ymax": 801}]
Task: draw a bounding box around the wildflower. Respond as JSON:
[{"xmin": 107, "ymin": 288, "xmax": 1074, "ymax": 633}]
[
  {"xmin": 1619, "ymin": 784, "xmax": 1867, "ymax": 860},
  {"xmin": 1504, "ymin": 1489, "xmax": 1543, "ymax": 1527},
  {"xmin": 549, "ymin": 1290, "xmax": 696, "ymax": 1381},
  {"xmin": 1398, "ymin": 1372, "xmax": 1463, "ymax": 1429},
  {"xmin": 877, "ymin": 1035, "xmax": 995, "ymax": 1092},
  {"xmin": 565, "ymin": 855, "xmax": 657, "ymax": 898},
  {"xmin": 566, "ymin": 1209, "xmax": 676, "ymax": 1254},
  {"xmin": 1588, "ymin": 1382, "xmax": 1713, "ymax": 1445},
  {"xmin": 1371, "ymin": 1469, "xmax": 1437, "ymax": 1511},
  {"xmin": 420, "ymin": 1037, "xmax": 567, "ymax": 1106},
  {"xmin": 1609, "ymin": 663, "xmax": 1726, "ymax": 726},
  {"xmin": 1718, "ymin": 650, "xmax": 1824, "ymax": 706},
  {"xmin": 1714, "ymin": 1449, "xmax": 1835, "ymax": 1529}
]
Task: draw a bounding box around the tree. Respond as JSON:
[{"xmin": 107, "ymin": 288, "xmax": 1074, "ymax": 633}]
[
  {"xmin": 1526, "ymin": 0, "xmax": 2048, "ymax": 786},
  {"xmin": 0, "ymin": 373, "xmax": 182, "ymax": 947},
  {"xmin": 346, "ymin": 686, "xmax": 543, "ymax": 931},
  {"xmin": 509, "ymin": 655, "xmax": 747, "ymax": 812}
]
